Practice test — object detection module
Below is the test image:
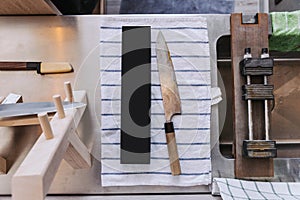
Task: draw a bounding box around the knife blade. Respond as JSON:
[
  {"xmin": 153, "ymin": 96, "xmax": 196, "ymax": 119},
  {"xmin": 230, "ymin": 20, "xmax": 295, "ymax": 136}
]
[
  {"xmin": 156, "ymin": 31, "xmax": 181, "ymax": 176},
  {"xmin": 0, "ymin": 62, "xmax": 73, "ymax": 74},
  {"xmin": 0, "ymin": 102, "xmax": 85, "ymax": 118}
]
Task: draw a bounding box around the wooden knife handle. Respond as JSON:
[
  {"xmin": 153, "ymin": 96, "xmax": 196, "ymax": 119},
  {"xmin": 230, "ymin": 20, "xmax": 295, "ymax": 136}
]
[
  {"xmin": 0, "ymin": 62, "xmax": 27, "ymax": 70},
  {"xmin": 165, "ymin": 122, "xmax": 181, "ymax": 175}
]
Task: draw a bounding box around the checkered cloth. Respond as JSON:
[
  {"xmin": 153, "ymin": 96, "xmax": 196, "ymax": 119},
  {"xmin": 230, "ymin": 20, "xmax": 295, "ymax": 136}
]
[{"xmin": 214, "ymin": 178, "xmax": 300, "ymax": 200}]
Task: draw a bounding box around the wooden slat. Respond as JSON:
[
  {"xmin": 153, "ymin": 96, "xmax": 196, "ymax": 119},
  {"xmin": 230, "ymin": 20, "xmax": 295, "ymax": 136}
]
[
  {"xmin": 0, "ymin": 114, "xmax": 54, "ymax": 127},
  {"xmin": 64, "ymin": 131, "xmax": 91, "ymax": 169},
  {"xmin": 231, "ymin": 13, "xmax": 274, "ymax": 178},
  {"xmin": 0, "ymin": 0, "xmax": 61, "ymax": 15},
  {"xmin": 12, "ymin": 91, "xmax": 87, "ymax": 200},
  {"xmin": 0, "ymin": 157, "xmax": 5, "ymax": 175},
  {"xmin": 0, "ymin": 93, "xmax": 23, "ymax": 174}
]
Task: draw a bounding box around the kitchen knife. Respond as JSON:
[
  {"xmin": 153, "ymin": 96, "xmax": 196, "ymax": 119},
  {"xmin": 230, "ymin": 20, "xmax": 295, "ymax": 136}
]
[
  {"xmin": 156, "ymin": 31, "xmax": 181, "ymax": 176},
  {"xmin": 0, "ymin": 101, "xmax": 85, "ymax": 118},
  {"xmin": 0, "ymin": 62, "xmax": 73, "ymax": 74}
]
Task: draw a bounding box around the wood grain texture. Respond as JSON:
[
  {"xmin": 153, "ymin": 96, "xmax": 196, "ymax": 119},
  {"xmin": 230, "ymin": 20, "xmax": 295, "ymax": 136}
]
[
  {"xmin": 166, "ymin": 132, "xmax": 181, "ymax": 176},
  {"xmin": 0, "ymin": 157, "xmax": 5, "ymax": 175},
  {"xmin": 231, "ymin": 13, "xmax": 273, "ymax": 178},
  {"xmin": 64, "ymin": 131, "xmax": 91, "ymax": 169},
  {"xmin": 0, "ymin": 114, "xmax": 54, "ymax": 127},
  {"xmin": 0, "ymin": 62, "xmax": 27, "ymax": 70},
  {"xmin": 0, "ymin": 93, "xmax": 23, "ymax": 174},
  {"xmin": 0, "ymin": 0, "xmax": 60, "ymax": 15}
]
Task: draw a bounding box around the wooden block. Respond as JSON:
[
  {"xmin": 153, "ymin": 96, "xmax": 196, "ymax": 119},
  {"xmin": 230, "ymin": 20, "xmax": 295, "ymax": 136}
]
[
  {"xmin": 2, "ymin": 93, "xmax": 23, "ymax": 104},
  {"xmin": 64, "ymin": 131, "xmax": 91, "ymax": 169},
  {"xmin": 63, "ymin": 90, "xmax": 91, "ymax": 169},
  {"xmin": 0, "ymin": 0, "xmax": 61, "ymax": 15},
  {"xmin": 0, "ymin": 114, "xmax": 54, "ymax": 127},
  {"xmin": 0, "ymin": 156, "xmax": 6, "ymax": 175},
  {"xmin": 12, "ymin": 91, "xmax": 87, "ymax": 200},
  {"xmin": 231, "ymin": 13, "xmax": 273, "ymax": 178},
  {"xmin": 0, "ymin": 93, "xmax": 23, "ymax": 174}
]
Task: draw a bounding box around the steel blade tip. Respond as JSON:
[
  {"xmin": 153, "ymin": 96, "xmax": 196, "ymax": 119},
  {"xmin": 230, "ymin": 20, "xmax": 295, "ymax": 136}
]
[{"xmin": 156, "ymin": 31, "xmax": 167, "ymax": 51}]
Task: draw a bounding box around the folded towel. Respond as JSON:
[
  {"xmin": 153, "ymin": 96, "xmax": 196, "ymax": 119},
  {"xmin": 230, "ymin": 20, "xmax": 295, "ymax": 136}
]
[
  {"xmin": 269, "ymin": 10, "xmax": 300, "ymax": 52},
  {"xmin": 214, "ymin": 178, "xmax": 300, "ymax": 200},
  {"xmin": 100, "ymin": 16, "xmax": 212, "ymax": 187}
]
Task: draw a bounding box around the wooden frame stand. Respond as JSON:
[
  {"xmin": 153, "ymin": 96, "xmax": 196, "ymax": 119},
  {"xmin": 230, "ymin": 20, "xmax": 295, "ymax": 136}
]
[
  {"xmin": 231, "ymin": 13, "xmax": 274, "ymax": 178},
  {"xmin": 11, "ymin": 88, "xmax": 90, "ymax": 200}
]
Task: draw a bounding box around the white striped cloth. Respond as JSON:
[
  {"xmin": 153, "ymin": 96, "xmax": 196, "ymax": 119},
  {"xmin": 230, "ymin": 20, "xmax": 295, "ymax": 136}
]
[
  {"xmin": 100, "ymin": 16, "xmax": 211, "ymax": 187},
  {"xmin": 214, "ymin": 178, "xmax": 300, "ymax": 200}
]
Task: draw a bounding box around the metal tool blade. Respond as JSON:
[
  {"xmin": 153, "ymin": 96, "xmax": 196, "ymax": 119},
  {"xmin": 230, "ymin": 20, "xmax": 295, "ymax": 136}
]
[
  {"xmin": 0, "ymin": 102, "xmax": 85, "ymax": 118},
  {"xmin": 156, "ymin": 31, "xmax": 181, "ymax": 122}
]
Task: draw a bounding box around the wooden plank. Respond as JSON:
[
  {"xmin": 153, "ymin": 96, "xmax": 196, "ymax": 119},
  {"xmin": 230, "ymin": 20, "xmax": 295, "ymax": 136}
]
[
  {"xmin": 231, "ymin": 13, "xmax": 274, "ymax": 178},
  {"xmin": 64, "ymin": 131, "xmax": 91, "ymax": 169},
  {"xmin": 0, "ymin": 114, "xmax": 54, "ymax": 127},
  {"xmin": 0, "ymin": 93, "xmax": 23, "ymax": 174},
  {"xmin": 0, "ymin": 157, "xmax": 6, "ymax": 175},
  {"xmin": 0, "ymin": 0, "xmax": 61, "ymax": 15},
  {"xmin": 12, "ymin": 91, "xmax": 87, "ymax": 200},
  {"xmin": 63, "ymin": 90, "xmax": 91, "ymax": 169}
]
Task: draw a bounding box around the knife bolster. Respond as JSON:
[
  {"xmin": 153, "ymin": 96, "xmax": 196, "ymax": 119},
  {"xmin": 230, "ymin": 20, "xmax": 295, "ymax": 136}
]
[
  {"xmin": 27, "ymin": 62, "xmax": 40, "ymax": 71},
  {"xmin": 164, "ymin": 122, "xmax": 174, "ymax": 133}
]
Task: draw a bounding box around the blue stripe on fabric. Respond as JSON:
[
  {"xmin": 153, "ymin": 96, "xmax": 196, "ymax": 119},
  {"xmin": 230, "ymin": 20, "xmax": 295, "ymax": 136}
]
[
  {"xmin": 100, "ymin": 69, "xmax": 211, "ymax": 73},
  {"xmin": 150, "ymin": 98, "xmax": 211, "ymax": 101},
  {"xmin": 102, "ymin": 157, "xmax": 210, "ymax": 161},
  {"xmin": 151, "ymin": 127, "xmax": 210, "ymax": 131},
  {"xmin": 101, "ymin": 142, "xmax": 210, "ymax": 146},
  {"xmin": 101, "ymin": 113, "xmax": 210, "ymax": 116},
  {"xmin": 101, "ymin": 98, "xmax": 211, "ymax": 101},
  {"xmin": 101, "ymin": 128, "xmax": 120, "ymax": 131},
  {"xmin": 100, "ymin": 55, "xmax": 209, "ymax": 58},
  {"xmin": 151, "ymin": 113, "xmax": 211, "ymax": 116},
  {"xmin": 101, "ymin": 84, "xmax": 211, "ymax": 87},
  {"xmin": 102, "ymin": 98, "xmax": 211, "ymax": 101},
  {"xmin": 101, "ymin": 171, "xmax": 211, "ymax": 176},
  {"xmin": 100, "ymin": 40, "xmax": 208, "ymax": 44},
  {"xmin": 101, "ymin": 127, "xmax": 210, "ymax": 131},
  {"xmin": 100, "ymin": 26, "xmax": 207, "ymax": 30},
  {"xmin": 152, "ymin": 27, "xmax": 207, "ymax": 30}
]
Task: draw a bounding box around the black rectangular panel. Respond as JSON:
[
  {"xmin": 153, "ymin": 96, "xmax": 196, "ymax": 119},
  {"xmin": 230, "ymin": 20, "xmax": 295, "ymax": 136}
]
[{"xmin": 121, "ymin": 26, "xmax": 151, "ymax": 164}]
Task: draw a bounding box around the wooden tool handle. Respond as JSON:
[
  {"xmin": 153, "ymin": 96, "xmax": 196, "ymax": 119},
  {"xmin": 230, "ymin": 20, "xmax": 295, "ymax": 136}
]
[
  {"xmin": 0, "ymin": 62, "xmax": 27, "ymax": 70},
  {"xmin": 165, "ymin": 122, "xmax": 181, "ymax": 175}
]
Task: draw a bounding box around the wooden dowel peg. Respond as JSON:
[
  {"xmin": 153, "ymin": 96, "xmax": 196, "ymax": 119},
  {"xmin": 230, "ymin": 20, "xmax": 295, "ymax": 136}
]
[
  {"xmin": 38, "ymin": 113, "xmax": 53, "ymax": 140},
  {"xmin": 64, "ymin": 81, "xmax": 74, "ymax": 103},
  {"xmin": 0, "ymin": 96, "xmax": 4, "ymax": 104},
  {"xmin": 53, "ymin": 95, "xmax": 65, "ymax": 119}
]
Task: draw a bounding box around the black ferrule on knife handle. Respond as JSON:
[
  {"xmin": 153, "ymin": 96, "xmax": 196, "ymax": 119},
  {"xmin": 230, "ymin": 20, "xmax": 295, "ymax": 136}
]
[
  {"xmin": 26, "ymin": 62, "xmax": 42, "ymax": 74},
  {"xmin": 165, "ymin": 122, "xmax": 174, "ymax": 133}
]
